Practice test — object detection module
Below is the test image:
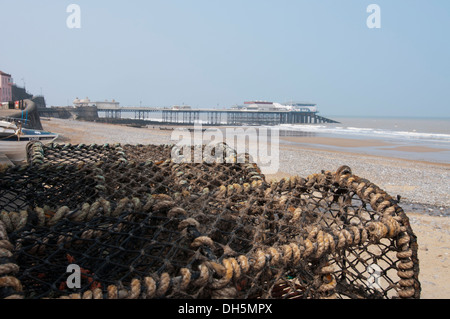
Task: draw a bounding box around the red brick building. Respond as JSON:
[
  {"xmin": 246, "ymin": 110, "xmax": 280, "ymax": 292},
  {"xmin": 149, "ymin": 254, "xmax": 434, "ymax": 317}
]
[{"xmin": 0, "ymin": 70, "xmax": 13, "ymax": 102}]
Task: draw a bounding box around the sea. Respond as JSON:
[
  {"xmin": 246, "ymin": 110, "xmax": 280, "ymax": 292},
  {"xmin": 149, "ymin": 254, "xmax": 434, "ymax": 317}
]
[
  {"xmin": 99, "ymin": 111, "xmax": 450, "ymax": 164},
  {"xmin": 278, "ymin": 116, "xmax": 450, "ymax": 164}
]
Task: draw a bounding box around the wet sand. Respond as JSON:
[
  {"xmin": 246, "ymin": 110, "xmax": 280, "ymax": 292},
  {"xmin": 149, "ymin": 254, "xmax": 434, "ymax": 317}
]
[
  {"xmin": 281, "ymin": 136, "xmax": 393, "ymax": 148},
  {"xmin": 380, "ymin": 145, "xmax": 448, "ymax": 153},
  {"xmin": 42, "ymin": 118, "xmax": 450, "ymax": 298}
]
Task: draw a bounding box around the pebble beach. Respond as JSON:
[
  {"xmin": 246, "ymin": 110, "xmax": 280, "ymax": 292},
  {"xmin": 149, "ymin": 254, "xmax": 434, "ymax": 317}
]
[{"xmin": 41, "ymin": 117, "xmax": 450, "ymax": 299}]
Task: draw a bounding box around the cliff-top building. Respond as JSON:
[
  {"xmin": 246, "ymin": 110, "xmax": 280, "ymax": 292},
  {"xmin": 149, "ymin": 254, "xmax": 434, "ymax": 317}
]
[
  {"xmin": 73, "ymin": 97, "xmax": 119, "ymax": 109},
  {"xmin": 0, "ymin": 70, "xmax": 13, "ymax": 103}
]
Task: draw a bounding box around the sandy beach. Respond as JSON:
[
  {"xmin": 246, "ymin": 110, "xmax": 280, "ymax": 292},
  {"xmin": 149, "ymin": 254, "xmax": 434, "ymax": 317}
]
[{"xmin": 41, "ymin": 118, "xmax": 450, "ymax": 299}]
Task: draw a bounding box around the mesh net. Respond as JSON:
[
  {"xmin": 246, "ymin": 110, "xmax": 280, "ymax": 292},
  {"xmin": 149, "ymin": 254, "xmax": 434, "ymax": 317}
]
[{"xmin": 0, "ymin": 142, "xmax": 420, "ymax": 299}]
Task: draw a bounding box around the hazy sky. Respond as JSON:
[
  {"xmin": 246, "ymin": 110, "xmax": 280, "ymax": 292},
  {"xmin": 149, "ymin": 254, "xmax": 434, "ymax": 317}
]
[{"xmin": 1, "ymin": 0, "xmax": 449, "ymax": 117}]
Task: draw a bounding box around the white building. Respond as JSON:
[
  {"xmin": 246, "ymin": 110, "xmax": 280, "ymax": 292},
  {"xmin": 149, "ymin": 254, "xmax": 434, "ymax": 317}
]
[
  {"xmin": 73, "ymin": 97, "xmax": 120, "ymax": 109},
  {"xmin": 73, "ymin": 97, "xmax": 94, "ymax": 107},
  {"xmin": 241, "ymin": 100, "xmax": 317, "ymax": 112},
  {"xmin": 242, "ymin": 101, "xmax": 277, "ymax": 111},
  {"xmin": 95, "ymin": 99, "xmax": 120, "ymax": 109}
]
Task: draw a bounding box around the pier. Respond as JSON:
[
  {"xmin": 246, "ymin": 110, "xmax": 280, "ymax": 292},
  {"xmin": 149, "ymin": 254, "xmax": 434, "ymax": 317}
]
[{"xmin": 97, "ymin": 107, "xmax": 339, "ymax": 125}]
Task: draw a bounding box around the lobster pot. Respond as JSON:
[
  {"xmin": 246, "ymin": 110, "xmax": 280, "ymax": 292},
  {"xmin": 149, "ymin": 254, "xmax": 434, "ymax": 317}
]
[{"xmin": 0, "ymin": 142, "xmax": 420, "ymax": 299}]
